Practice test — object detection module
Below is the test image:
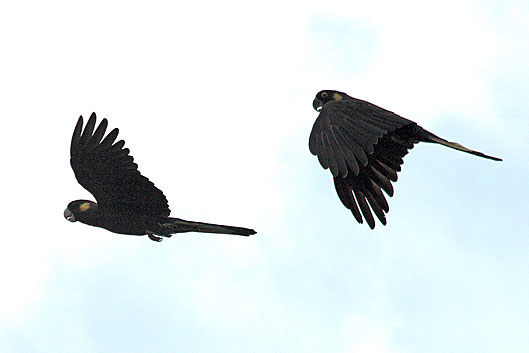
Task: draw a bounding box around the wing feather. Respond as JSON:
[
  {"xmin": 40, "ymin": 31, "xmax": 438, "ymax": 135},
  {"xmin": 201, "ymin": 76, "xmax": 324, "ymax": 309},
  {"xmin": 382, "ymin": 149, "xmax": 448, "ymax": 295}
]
[
  {"xmin": 80, "ymin": 113, "xmax": 96, "ymax": 145},
  {"xmin": 71, "ymin": 117, "xmax": 83, "ymax": 156},
  {"xmin": 100, "ymin": 128, "xmax": 119, "ymax": 148},
  {"xmin": 323, "ymin": 133, "xmax": 339, "ymax": 177},
  {"xmin": 353, "ymin": 189, "xmax": 375, "ymax": 229},
  {"xmin": 368, "ymin": 180, "xmax": 389, "ymax": 213},
  {"xmin": 331, "ymin": 126, "xmax": 356, "ymax": 177},
  {"xmin": 70, "ymin": 113, "xmax": 170, "ymax": 217},
  {"xmin": 334, "ymin": 179, "xmax": 363, "ymax": 224},
  {"xmin": 339, "ymin": 120, "xmax": 370, "ymax": 165},
  {"xmin": 364, "ymin": 189, "xmax": 386, "ymax": 226},
  {"xmin": 89, "ymin": 118, "xmax": 108, "ymax": 147},
  {"xmin": 369, "ymin": 166, "xmax": 394, "ymax": 196}
]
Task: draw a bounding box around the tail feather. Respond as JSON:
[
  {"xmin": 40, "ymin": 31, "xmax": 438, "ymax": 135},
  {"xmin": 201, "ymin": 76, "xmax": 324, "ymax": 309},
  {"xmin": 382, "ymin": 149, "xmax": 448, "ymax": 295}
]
[
  {"xmin": 416, "ymin": 127, "xmax": 502, "ymax": 161},
  {"xmin": 158, "ymin": 218, "xmax": 256, "ymax": 237}
]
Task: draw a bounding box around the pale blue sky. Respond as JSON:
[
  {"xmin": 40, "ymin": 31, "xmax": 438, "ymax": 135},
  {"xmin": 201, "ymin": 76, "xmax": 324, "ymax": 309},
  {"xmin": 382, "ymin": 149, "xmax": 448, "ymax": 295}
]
[{"xmin": 1, "ymin": 0, "xmax": 528, "ymax": 352}]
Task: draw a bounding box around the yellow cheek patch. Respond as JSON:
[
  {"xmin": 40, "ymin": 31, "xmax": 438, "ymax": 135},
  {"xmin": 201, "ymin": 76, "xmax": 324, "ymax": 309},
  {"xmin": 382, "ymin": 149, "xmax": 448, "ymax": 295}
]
[
  {"xmin": 333, "ymin": 93, "xmax": 343, "ymax": 101},
  {"xmin": 79, "ymin": 202, "xmax": 91, "ymax": 212}
]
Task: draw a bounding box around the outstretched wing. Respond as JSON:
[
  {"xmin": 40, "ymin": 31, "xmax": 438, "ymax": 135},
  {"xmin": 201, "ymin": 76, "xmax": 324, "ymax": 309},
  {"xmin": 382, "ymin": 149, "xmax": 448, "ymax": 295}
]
[
  {"xmin": 309, "ymin": 99, "xmax": 416, "ymax": 229},
  {"xmin": 70, "ymin": 113, "xmax": 170, "ymax": 218}
]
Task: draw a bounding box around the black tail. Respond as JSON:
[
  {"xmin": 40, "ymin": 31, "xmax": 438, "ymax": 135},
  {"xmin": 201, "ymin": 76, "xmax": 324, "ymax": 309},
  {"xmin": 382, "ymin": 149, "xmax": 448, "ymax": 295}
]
[
  {"xmin": 415, "ymin": 126, "xmax": 502, "ymax": 161},
  {"xmin": 157, "ymin": 217, "xmax": 256, "ymax": 237}
]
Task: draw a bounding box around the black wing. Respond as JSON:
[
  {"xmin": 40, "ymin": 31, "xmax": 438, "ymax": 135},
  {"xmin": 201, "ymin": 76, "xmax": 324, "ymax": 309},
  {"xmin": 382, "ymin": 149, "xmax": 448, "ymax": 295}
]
[
  {"xmin": 70, "ymin": 113, "xmax": 170, "ymax": 218},
  {"xmin": 309, "ymin": 99, "xmax": 416, "ymax": 229}
]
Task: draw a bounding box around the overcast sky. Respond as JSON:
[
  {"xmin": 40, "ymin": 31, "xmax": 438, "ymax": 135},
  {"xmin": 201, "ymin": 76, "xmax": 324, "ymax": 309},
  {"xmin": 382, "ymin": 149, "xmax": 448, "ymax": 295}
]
[{"xmin": 1, "ymin": 0, "xmax": 528, "ymax": 352}]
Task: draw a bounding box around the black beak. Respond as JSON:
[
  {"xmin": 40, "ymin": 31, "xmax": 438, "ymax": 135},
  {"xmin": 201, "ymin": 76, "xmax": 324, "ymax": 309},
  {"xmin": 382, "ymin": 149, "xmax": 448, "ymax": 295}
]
[
  {"xmin": 313, "ymin": 98, "xmax": 323, "ymax": 111},
  {"xmin": 64, "ymin": 208, "xmax": 76, "ymax": 222}
]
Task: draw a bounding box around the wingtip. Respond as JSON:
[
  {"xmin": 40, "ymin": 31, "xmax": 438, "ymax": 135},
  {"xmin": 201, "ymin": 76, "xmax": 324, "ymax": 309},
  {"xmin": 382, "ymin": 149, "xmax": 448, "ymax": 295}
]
[
  {"xmin": 71, "ymin": 115, "xmax": 85, "ymax": 155},
  {"xmin": 76, "ymin": 115, "xmax": 84, "ymax": 128}
]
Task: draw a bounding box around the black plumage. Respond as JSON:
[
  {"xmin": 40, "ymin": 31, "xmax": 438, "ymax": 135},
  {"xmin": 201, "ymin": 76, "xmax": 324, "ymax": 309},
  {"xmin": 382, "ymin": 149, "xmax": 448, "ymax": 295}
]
[
  {"xmin": 310, "ymin": 90, "xmax": 501, "ymax": 229},
  {"xmin": 65, "ymin": 113, "xmax": 256, "ymax": 241}
]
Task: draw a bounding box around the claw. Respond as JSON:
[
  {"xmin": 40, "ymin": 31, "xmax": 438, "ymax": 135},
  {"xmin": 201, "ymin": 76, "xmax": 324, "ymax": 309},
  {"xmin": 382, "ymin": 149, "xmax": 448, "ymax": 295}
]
[{"xmin": 147, "ymin": 232, "xmax": 163, "ymax": 242}]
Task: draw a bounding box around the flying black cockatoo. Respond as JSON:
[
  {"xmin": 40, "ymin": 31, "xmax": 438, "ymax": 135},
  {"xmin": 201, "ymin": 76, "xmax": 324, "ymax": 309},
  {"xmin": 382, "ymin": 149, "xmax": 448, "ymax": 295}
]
[
  {"xmin": 64, "ymin": 113, "xmax": 256, "ymax": 241},
  {"xmin": 310, "ymin": 90, "xmax": 501, "ymax": 229}
]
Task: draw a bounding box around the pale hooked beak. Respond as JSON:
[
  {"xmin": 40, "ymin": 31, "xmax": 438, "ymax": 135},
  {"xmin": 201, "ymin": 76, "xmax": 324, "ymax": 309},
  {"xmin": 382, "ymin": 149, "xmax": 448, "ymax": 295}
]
[
  {"xmin": 64, "ymin": 208, "xmax": 76, "ymax": 222},
  {"xmin": 313, "ymin": 98, "xmax": 323, "ymax": 112}
]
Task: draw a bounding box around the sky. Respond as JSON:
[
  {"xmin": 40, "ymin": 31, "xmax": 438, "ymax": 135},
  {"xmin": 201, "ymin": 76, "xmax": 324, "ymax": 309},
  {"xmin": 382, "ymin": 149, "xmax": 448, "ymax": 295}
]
[{"xmin": 1, "ymin": 0, "xmax": 528, "ymax": 352}]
